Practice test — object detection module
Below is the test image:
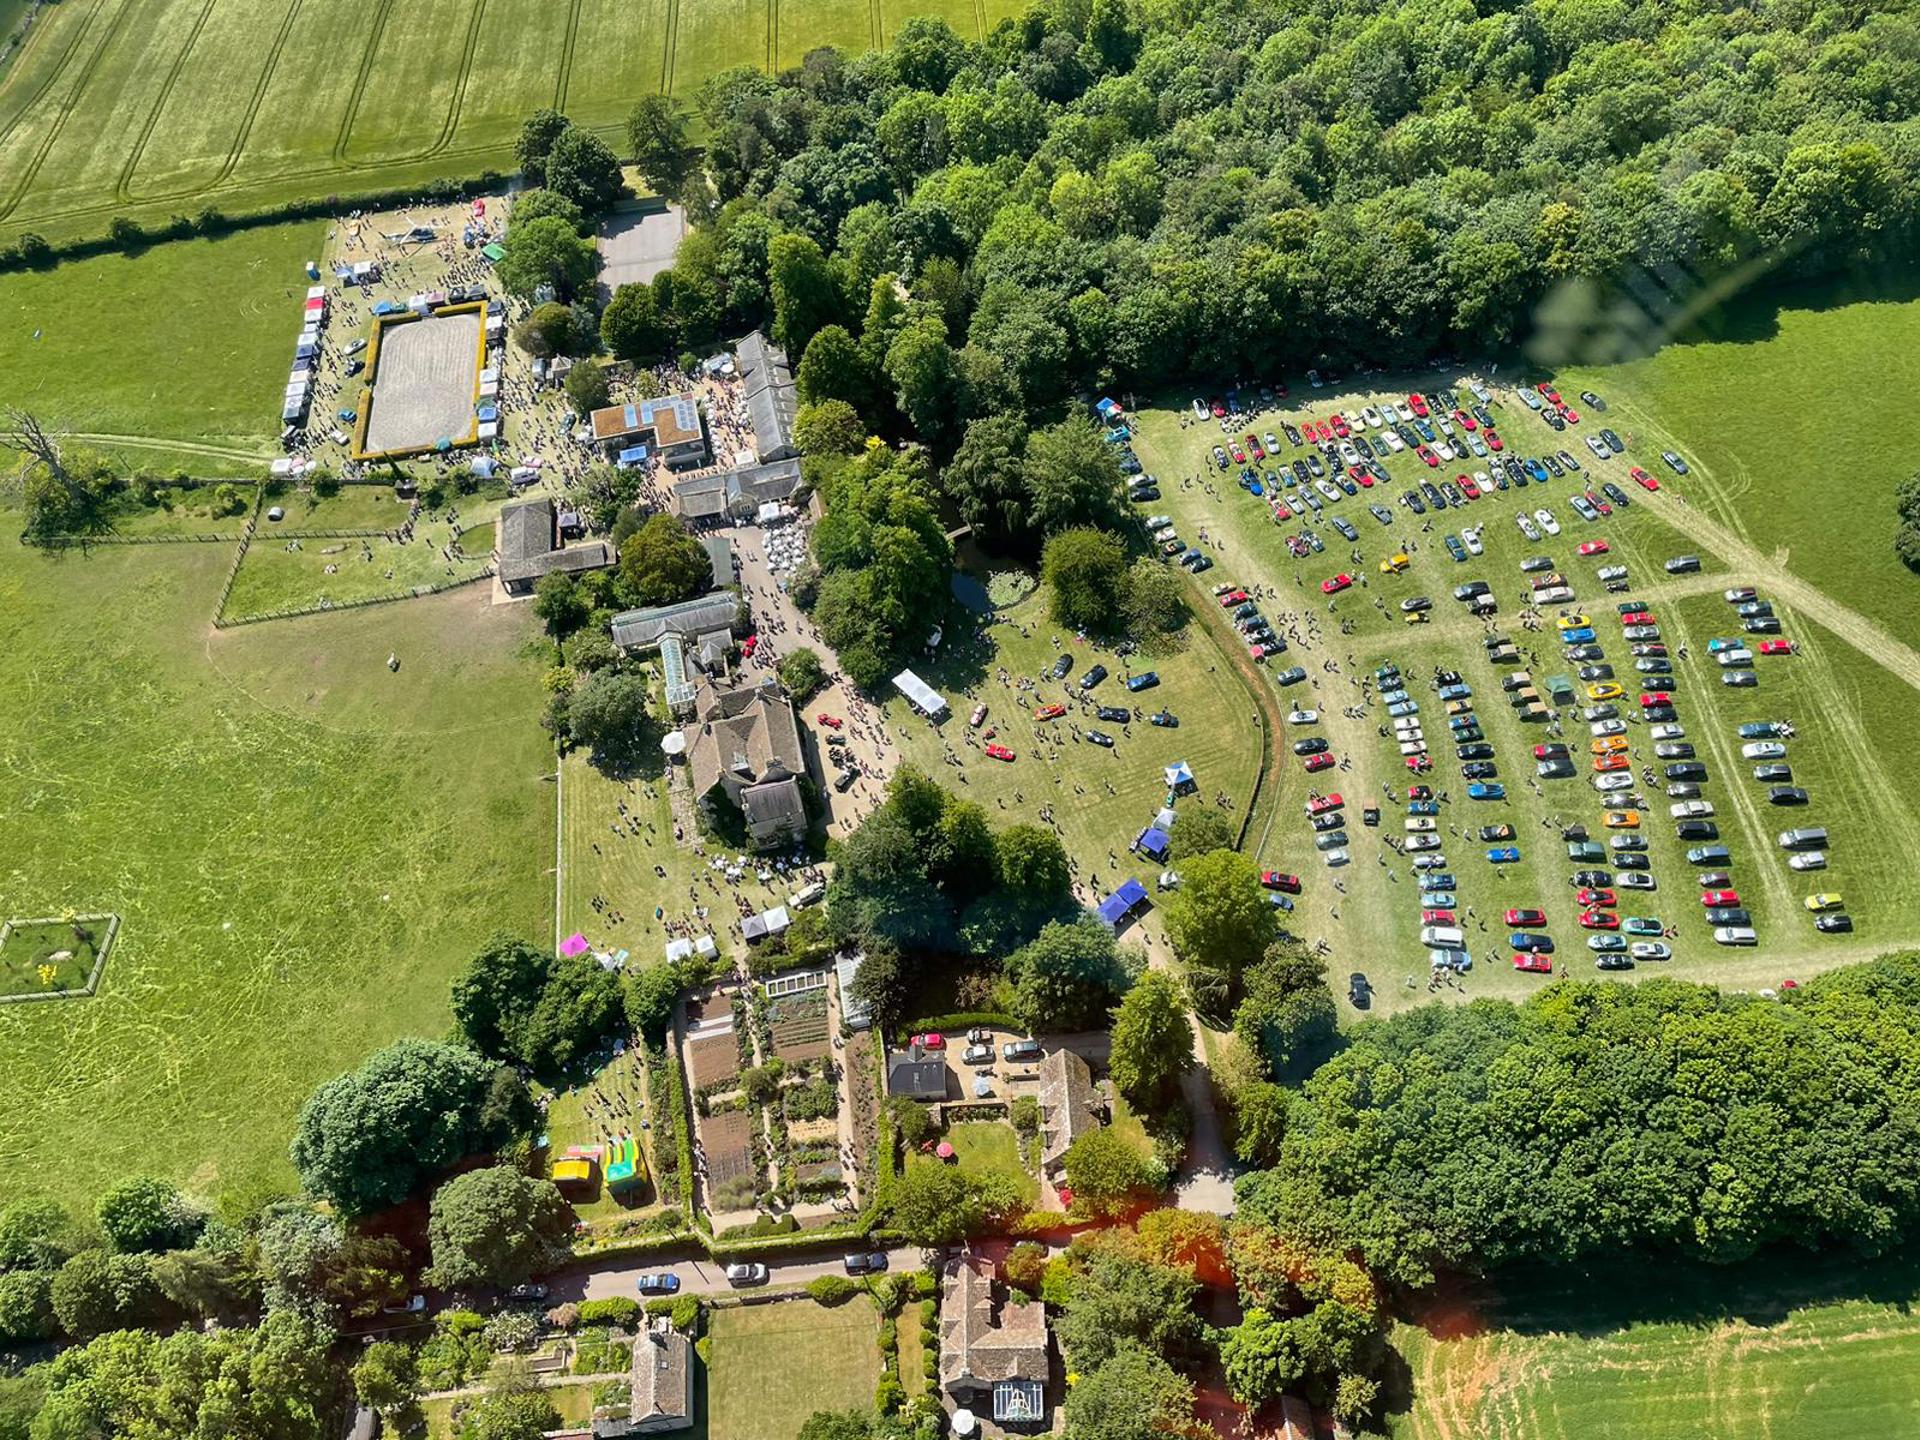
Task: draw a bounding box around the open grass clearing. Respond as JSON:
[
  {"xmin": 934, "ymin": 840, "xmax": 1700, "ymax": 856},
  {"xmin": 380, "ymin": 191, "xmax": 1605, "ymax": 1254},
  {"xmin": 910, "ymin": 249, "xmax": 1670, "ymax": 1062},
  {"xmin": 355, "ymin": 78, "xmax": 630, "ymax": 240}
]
[
  {"xmin": 907, "ymin": 1119, "xmax": 1037, "ymax": 1208},
  {"xmin": 708, "ymin": 1297, "xmax": 881, "ymax": 1440},
  {"xmin": 0, "ymin": 533, "xmax": 551, "ymax": 1207},
  {"xmin": 0, "ymin": 219, "xmax": 323, "ymax": 457},
  {"xmin": 876, "ymin": 586, "xmax": 1265, "ymax": 910}
]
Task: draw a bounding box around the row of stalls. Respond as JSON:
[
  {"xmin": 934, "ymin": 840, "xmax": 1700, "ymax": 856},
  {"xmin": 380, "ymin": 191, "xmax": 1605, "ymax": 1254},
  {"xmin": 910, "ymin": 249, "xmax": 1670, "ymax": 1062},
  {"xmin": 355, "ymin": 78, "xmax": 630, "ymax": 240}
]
[{"xmin": 282, "ymin": 286, "xmax": 328, "ymax": 425}]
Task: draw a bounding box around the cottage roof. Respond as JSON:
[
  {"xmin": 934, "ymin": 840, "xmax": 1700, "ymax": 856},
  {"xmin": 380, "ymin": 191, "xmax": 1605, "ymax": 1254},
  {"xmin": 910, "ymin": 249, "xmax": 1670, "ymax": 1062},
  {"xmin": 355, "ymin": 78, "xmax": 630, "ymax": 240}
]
[
  {"xmin": 939, "ymin": 1252, "xmax": 1048, "ymax": 1389},
  {"xmin": 1037, "ymin": 1048, "xmax": 1101, "ymax": 1169}
]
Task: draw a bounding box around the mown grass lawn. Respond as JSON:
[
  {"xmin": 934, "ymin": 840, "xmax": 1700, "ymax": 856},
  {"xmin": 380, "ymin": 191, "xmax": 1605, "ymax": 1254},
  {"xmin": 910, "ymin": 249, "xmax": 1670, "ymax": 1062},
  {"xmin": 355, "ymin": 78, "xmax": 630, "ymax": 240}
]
[
  {"xmin": 708, "ymin": 1297, "xmax": 881, "ymax": 1440},
  {"xmin": 0, "ymin": 220, "xmax": 323, "ymax": 460},
  {"xmin": 908, "ymin": 1119, "xmax": 1038, "ymax": 1208},
  {"xmin": 0, "ymin": 531, "xmax": 552, "ymax": 1207},
  {"xmin": 1391, "ymin": 1248, "xmax": 1920, "ymax": 1440}
]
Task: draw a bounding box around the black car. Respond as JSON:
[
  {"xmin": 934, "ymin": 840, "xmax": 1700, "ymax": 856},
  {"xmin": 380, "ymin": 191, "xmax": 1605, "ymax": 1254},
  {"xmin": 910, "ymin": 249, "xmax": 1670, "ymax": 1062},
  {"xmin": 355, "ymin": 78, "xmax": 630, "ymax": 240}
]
[
  {"xmin": 1581, "ymin": 390, "xmax": 1606, "ymax": 410},
  {"xmin": 1282, "ymin": 423, "xmax": 1302, "ymax": 445},
  {"xmin": 1457, "ymin": 742, "xmax": 1496, "ymax": 760},
  {"xmin": 1706, "ymin": 907, "xmax": 1752, "ymax": 926},
  {"xmin": 1049, "ymin": 654, "xmax": 1073, "ymax": 681},
  {"xmin": 1096, "ymin": 705, "xmax": 1130, "ymax": 723},
  {"xmin": 1079, "ymin": 665, "xmax": 1108, "ymax": 690},
  {"xmin": 1768, "ymin": 786, "xmax": 1810, "ymax": 805},
  {"xmin": 1753, "ymin": 763, "xmax": 1793, "ymax": 782},
  {"xmin": 1293, "ymin": 737, "xmax": 1330, "ymax": 756},
  {"xmin": 1405, "ymin": 490, "xmax": 1428, "ymax": 515},
  {"xmin": 1816, "ymin": 914, "xmax": 1853, "ymax": 934},
  {"xmin": 1461, "ymin": 761, "xmax": 1498, "ymax": 779},
  {"xmin": 345, "ymin": 357, "xmax": 365, "ymax": 377},
  {"xmin": 1544, "ymin": 454, "xmax": 1565, "ymax": 478},
  {"xmin": 1666, "ymin": 763, "xmax": 1707, "ymax": 781},
  {"xmin": 1675, "ymin": 820, "xmax": 1719, "ymax": 840},
  {"xmin": 1601, "ymin": 481, "xmax": 1632, "ymax": 507},
  {"xmin": 1600, "ymin": 428, "xmax": 1625, "ymax": 453},
  {"xmin": 1084, "ymin": 729, "xmax": 1114, "ymax": 747},
  {"xmin": 1129, "ymin": 486, "xmax": 1161, "ymax": 501},
  {"xmin": 1348, "ymin": 972, "xmax": 1371, "ymax": 1007}
]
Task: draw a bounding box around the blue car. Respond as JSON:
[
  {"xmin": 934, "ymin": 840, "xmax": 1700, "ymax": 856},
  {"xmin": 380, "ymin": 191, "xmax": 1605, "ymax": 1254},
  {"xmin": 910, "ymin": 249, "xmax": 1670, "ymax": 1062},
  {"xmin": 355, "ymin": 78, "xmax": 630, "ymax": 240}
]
[
  {"xmin": 1524, "ymin": 458, "xmax": 1551, "ymax": 483},
  {"xmin": 1511, "ymin": 933, "xmax": 1555, "ymax": 953},
  {"xmin": 1422, "ymin": 891, "xmax": 1457, "ymax": 909},
  {"xmin": 1486, "ymin": 846, "xmax": 1521, "ymax": 863},
  {"xmin": 1269, "ymin": 894, "xmax": 1294, "ymax": 911},
  {"xmin": 1126, "ymin": 672, "xmax": 1160, "ymax": 692},
  {"xmin": 636, "ymin": 1274, "xmax": 681, "ymax": 1295},
  {"xmin": 1467, "ymin": 781, "xmax": 1506, "ymax": 800},
  {"xmin": 1562, "ymin": 626, "xmax": 1597, "ymax": 643},
  {"xmin": 1445, "ymin": 534, "xmax": 1467, "ymax": 562},
  {"xmin": 1418, "ymin": 872, "xmax": 1457, "ymax": 890},
  {"xmin": 1408, "ymin": 800, "xmax": 1440, "ymax": 816}
]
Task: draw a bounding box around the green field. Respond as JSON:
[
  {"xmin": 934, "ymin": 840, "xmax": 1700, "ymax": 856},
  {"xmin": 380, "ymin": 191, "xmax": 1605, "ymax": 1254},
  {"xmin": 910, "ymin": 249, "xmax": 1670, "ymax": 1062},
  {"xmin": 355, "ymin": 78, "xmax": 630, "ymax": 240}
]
[
  {"xmin": 1127, "ymin": 346, "xmax": 1920, "ymax": 1015},
  {"xmin": 1550, "ymin": 282, "xmax": 1920, "ymax": 652},
  {"xmin": 0, "ymin": 0, "xmax": 1032, "ymax": 243},
  {"xmin": 708, "ymin": 1297, "xmax": 881, "ymax": 1440},
  {"xmin": 0, "ymin": 217, "xmax": 322, "ymax": 465},
  {"xmin": 1392, "ymin": 1249, "xmax": 1920, "ymax": 1440},
  {"xmin": 0, "ymin": 530, "xmax": 553, "ymax": 1207}
]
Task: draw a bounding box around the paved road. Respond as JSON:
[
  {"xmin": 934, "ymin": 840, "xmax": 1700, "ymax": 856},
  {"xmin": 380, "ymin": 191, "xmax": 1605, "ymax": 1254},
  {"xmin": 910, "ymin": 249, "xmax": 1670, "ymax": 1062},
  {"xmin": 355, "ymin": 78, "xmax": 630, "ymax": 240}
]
[{"xmin": 554, "ymin": 1244, "xmax": 925, "ymax": 1303}]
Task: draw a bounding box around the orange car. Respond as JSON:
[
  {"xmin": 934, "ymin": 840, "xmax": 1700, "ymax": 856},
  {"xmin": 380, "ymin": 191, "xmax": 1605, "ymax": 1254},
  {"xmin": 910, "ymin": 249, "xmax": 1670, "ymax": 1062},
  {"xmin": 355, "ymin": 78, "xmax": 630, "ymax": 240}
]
[
  {"xmin": 1591, "ymin": 735, "xmax": 1629, "ymax": 755},
  {"xmin": 1035, "ymin": 703, "xmax": 1067, "ymax": 721},
  {"xmin": 1592, "ymin": 753, "xmax": 1631, "ymax": 773},
  {"xmin": 1603, "ymin": 810, "xmax": 1641, "ymax": 829}
]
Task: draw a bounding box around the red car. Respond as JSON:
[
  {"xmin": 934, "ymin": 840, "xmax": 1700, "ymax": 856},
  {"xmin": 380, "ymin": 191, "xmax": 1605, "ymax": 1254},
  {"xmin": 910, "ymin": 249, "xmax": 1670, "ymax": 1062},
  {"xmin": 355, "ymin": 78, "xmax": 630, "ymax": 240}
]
[
  {"xmin": 1302, "ymin": 421, "xmax": 1322, "ymax": 443},
  {"xmin": 1230, "ymin": 442, "xmax": 1247, "ymax": 464},
  {"xmin": 1209, "ymin": 398, "xmax": 1227, "ymax": 418},
  {"xmin": 1639, "ymin": 692, "xmax": 1671, "ymax": 708},
  {"xmin": 1406, "ymin": 393, "xmax": 1430, "ymax": 417},
  {"xmin": 1409, "ymin": 785, "xmax": 1434, "ymax": 800},
  {"xmin": 1034, "ymin": 703, "xmax": 1066, "ymax": 721},
  {"xmin": 1621, "ymin": 610, "xmax": 1655, "ymax": 626},
  {"xmin": 1246, "ymin": 433, "xmax": 1265, "ymax": 459},
  {"xmin": 1585, "ymin": 489, "xmax": 1612, "ymax": 515},
  {"xmin": 1577, "ymin": 540, "xmax": 1609, "ymax": 556},
  {"xmin": 1577, "ymin": 888, "xmax": 1617, "ymax": 908},
  {"xmin": 1579, "ymin": 909, "xmax": 1620, "ymax": 930},
  {"xmin": 1629, "ymin": 466, "xmax": 1660, "ymax": 492},
  {"xmin": 911, "ymin": 1032, "xmax": 946, "ymax": 1049},
  {"xmin": 1406, "ymin": 754, "xmax": 1434, "ymax": 772},
  {"xmin": 1485, "ymin": 430, "xmax": 1504, "ymax": 452},
  {"xmin": 1321, "ymin": 573, "xmax": 1354, "ymax": 594},
  {"xmin": 1306, "ymin": 793, "xmax": 1344, "ymax": 816},
  {"xmin": 742, "ymin": 635, "xmax": 759, "ymax": 657},
  {"xmin": 983, "ymin": 743, "xmax": 1015, "ymax": 762},
  {"xmin": 1505, "ymin": 908, "xmax": 1547, "ymax": 927},
  {"xmin": 1702, "ymin": 889, "xmax": 1740, "ymax": 907},
  {"xmin": 1218, "ymin": 589, "xmax": 1249, "ymax": 606},
  {"xmin": 1272, "ymin": 502, "xmax": 1294, "ymax": 520},
  {"xmin": 1416, "ymin": 445, "xmax": 1439, "ymax": 467},
  {"xmin": 1592, "ymin": 753, "xmax": 1630, "ymax": 773},
  {"xmin": 1759, "ymin": 639, "xmax": 1795, "ymax": 656},
  {"xmin": 1262, "ymin": 871, "xmax": 1303, "ymax": 893},
  {"xmin": 1561, "ymin": 407, "xmax": 1580, "ymax": 424},
  {"xmin": 816, "ymin": 712, "xmax": 843, "ymax": 728},
  {"xmin": 1329, "ymin": 414, "xmax": 1351, "ymax": 439},
  {"xmin": 1458, "ymin": 473, "xmax": 1481, "ymax": 499},
  {"xmin": 1421, "ymin": 908, "xmax": 1457, "ymax": 925},
  {"xmin": 1454, "ymin": 409, "xmax": 1477, "ymax": 432},
  {"xmin": 1538, "ymin": 384, "xmax": 1561, "ymax": 404},
  {"xmin": 1513, "ymin": 953, "xmax": 1555, "ymax": 974},
  {"xmin": 1534, "ymin": 743, "xmax": 1569, "ymax": 760},
  {"xmin": 1303, "ymin": 753, "xmax": 1336, "ymax": 773}
]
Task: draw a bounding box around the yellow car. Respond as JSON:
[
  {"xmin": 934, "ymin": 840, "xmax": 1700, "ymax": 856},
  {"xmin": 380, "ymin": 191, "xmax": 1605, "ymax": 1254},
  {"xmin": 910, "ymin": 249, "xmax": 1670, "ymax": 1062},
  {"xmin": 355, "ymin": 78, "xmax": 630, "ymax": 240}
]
[
  {"xmin": 1591, "ymin": 735, "xmax": 1629, "ymax": 755},
  {"xmin": 1604, "ymin": 810, "xmax": 1641, "ymax": 829},
  {"xmin": 1804, "ymin": 893, "xmax": 1844, "ymax": 912},
  {"xmin": 1586, "ymin": 682, "xmax": 1624, "ymax": 701},
  {"xmin": 1380, "ymin": 553, "xmax": 1411, "ymax": 575},
  {"xmin": 1556, "ymin": 613, "xmax": 1591, "ymax": 631},
  {"xmin": 1404, "ymin": 610, "xmax": 1429, "ymax": 626}
]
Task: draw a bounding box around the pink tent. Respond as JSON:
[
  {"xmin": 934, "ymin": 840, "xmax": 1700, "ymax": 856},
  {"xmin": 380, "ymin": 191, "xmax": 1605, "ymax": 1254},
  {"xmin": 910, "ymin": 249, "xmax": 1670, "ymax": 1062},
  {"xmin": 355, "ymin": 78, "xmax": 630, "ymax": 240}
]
[{"xmin": 559, "ymin": 933, "xmax": 590, "ymax": 958}]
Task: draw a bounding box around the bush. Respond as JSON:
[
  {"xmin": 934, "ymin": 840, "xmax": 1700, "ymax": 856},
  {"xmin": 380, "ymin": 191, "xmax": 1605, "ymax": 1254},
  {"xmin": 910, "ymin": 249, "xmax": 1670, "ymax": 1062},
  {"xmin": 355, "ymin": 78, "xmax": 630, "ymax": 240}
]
[
  {"xmin": 578, "ymin": 1296, "xmax": 640, "ymax": 1327},
  {"xmin": 776, "ymin": 647, "xmax": 829, "ymax": 701},
  {"xmin": 802, "ymin": 1274, "xmax": 864, "ymax": 1305},
  {"xmin": 1010, "ymin": 1096, "xmax": 1040, "ymax": 1138},
  {"xmin": 671, "ymin": 1295, "xmax": 702, "ymax": 1334},
  {"xmin": 1004, "ymin": 1242, "xmax": 1046, "ymax": 1296},
  {"xmin": 545, "ymin": 1301, "xmax": 582, "ymax": 1330},
  {"xmin": 485, "ymin": 1309, "xmax": 540, "ymax": 1352},
  {"xmin": 874, "ymin": 1374, "xmax": 906, "ymax": 1415}
]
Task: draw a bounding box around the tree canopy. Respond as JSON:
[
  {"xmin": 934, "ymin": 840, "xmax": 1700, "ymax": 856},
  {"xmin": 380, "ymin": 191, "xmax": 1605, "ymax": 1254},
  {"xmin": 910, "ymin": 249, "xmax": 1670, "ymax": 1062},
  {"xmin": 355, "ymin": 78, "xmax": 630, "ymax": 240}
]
[
  {"xmin": 620, "ymin": 513, "xmax": 712, "ymax": 607},
  {"xmin": 425, "ymin": 1168, "xmax": 574, "ymax": 1291}
]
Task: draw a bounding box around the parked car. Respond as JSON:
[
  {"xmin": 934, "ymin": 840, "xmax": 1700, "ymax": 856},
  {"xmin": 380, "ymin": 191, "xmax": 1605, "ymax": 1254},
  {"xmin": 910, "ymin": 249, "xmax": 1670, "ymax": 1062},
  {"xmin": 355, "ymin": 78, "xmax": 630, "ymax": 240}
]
[
  {"xmin": 637, "ymin": 1274, "xmax": 682, "ymax": 1295},
  {"xmin": 1002, "ymin": 1038, "xmax": 1043, "ymax": 1063},
  {"xmin": 843, "ymin": 1252, "xmax": 890, "ymax": 1274},
  {"xmin": 725, "ymin": 1263, "xmax": 770, "ymax": 1287}
]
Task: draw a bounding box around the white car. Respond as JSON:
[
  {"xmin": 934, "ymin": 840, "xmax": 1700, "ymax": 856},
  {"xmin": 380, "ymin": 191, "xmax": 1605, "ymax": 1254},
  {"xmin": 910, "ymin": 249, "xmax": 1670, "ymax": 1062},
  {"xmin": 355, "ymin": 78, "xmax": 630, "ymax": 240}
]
[
  {"xmin": 1344, "ymin": 410, "xmax": 1364, "ymax": 430},
  {"xmin": 1535, "ymin": 508, "xmax": 1561, "ymax": 536},
  {"xmin": 1717, "ymin": 649, "xmax": 1753, "ymax": 667},
  {"xmin": 1597, "ymin": 564, "xmax": 1628, "ymax": 581},
  {"xmin": 1434, "ymin": 441, "xmax": 1456, "ymax": 462},
  {"xmin": 1742, "ymin": 741, "xmax": 1788, "ymax": 761},
  {"xmin": 1157, "ymin": 870, "xmax": 1181, "ymax": 891},
  {"xmin": 1671, "ymin": 800, "xmax": 1715, "ymax": 819},
  {"xmin": 1586, "ymin": 435, "xmax": 1612, "ymax": 460},
  {"xmin": 1323, "ymin": 848, "xmax": 1349, "ymax": 866},
  {"xmin": 1714, "ymin": 926, "xmax": 1758, "ymax": 946},
  {"xmin": 1593, "ymin": 773, "xmax": 1634, "ymax": 792},
  {"xmin": 1437, "ymin": 417, "xmax": 1455, "ymax": 437},
  {"xmin": 1630, "ymin": 941, "xmax": 1672, "ymax": 961},
  {"xmin": 1315, "ymin": 478, "xmax": 1342, "ymax": 503},
  {"xmin": 1362, "ymin": 406, "xmax": 1383, "ymax": 429},
  {"xmin": 1462, "ymin": 526, "xmax": 1484, "ymax": 556},
  {"xmin": 1406, "ymin": 816, "xmax": 1438, "ymax": 833},
  {"xmin": 1191, "ymin": 399, "xmax": 1209, "ymax": 419},
  {"xmin": 1516, "ymin": 514, "xmax": 1540, "ymax": 540},
  {"xmin": 1406, "ymin": 833, "xmax": 1442, "ymax": 851},
  {"xmin": 1287, "ymin": 708, "xmax": 1319, "ymax": 724},
  {"xmin": 1590, "ymin": 718, "xmax": 1627, "ymax": 737},
  {"xmin": 1651, "ymin": 723, "xmax": 1686, "ymax": 741},
  {"xmin": 1429, "ymin": 947, "xmax": 1472, "ymax": 971},
  {"xmin": 1788, "ymin": 851, "xmax": 1827, "ymax": 871},
  {"xmin": 1467, "ymin": 434, "xmax": 1488, "ymax": 457},
  {"xmin": 1469, "ymin": 381, "xmax": 1492, "ymax": 403},
  {"xmin": 1618, "ymin": 872, "xmax": 1656, "ymax": 891},
  {"xmin": 1338, "ymin": 441, "xmax": 1360, "ymax": 464},
  {"xmin": 1380, "ymin": 402, "xmax": 1401, "ymax": 423},
  {"xmin": 1382, "ymin": 429, "xmax": 1406, "ymax": 452}
]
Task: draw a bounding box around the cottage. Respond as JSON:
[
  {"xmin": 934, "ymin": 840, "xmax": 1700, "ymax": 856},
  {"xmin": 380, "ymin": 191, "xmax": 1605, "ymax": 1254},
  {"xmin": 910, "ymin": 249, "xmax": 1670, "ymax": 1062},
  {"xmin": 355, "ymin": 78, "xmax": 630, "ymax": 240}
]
[
  {"xmin": 886, "ymin": 1042, "xmax": 947, "ymax": 1100},
  {"xmin": 939, "ymin": 1252, "xmax": 1050, "ymax": 1427},
  {"xmin": 496, "ymin": 498, "xmax": 614, "ymax": 596},
  {"xmin": 1036, "ymin": 1049, "xmax": 1104, "ymax": 1177},
  {"xmin": 591, "ymin": 1326, "xmax": 694, "ymax": 1436},
  {"xmin": 590, "ymin": 394, "xmax": 708, "ymax": 469},
  {"xmin": 679, "ymin": 680, "xmax": 810, "ymax": 851},
  {"xmin": 735, "ymin": 331, "xmax": 798, "ymax": 462}
]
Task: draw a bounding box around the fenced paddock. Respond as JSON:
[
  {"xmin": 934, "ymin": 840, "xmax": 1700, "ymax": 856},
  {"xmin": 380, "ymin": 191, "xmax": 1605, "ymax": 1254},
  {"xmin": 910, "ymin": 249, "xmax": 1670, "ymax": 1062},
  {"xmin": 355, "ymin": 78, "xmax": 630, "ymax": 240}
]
[{"xmin": 355, "ymin": 306, "xmax": 486, "ymax": 459}]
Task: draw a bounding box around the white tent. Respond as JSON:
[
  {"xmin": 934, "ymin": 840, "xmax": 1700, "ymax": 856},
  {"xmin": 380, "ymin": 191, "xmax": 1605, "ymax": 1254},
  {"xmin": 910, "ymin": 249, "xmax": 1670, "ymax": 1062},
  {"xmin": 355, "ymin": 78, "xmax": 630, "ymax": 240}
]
[
  {"xmin": 1164, "ymin": 761, "xmax": 1195, "ymax": 790},
  {"xmin": 664, "ymin": 938, "xmax": 694, "ymax": 963},
  {"xmin": 892, "ymin": 668, "xmax": 949, "ymax": 719}
]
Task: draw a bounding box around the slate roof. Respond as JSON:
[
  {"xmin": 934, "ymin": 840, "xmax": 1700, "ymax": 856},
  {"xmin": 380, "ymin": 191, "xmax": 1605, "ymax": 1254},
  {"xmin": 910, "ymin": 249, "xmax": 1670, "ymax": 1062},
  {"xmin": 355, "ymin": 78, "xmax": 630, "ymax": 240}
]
[
  {"xmin": 497, "ymin": 498, "xmax": 614, "ymax": 587},
  {"xmin": 939, "ymin": 1252, "xmax": 1048, "ymax": 1391},
  {"xmin": 610, "ymin": 594, "xmax": 741, "ymax": 650},
  {"xmin": 1037, "ymin": 1048, "xmax": 1101, "ymax": 1171},
  {"xmin": 736, "ymin": 331, "xmax": 797, "ymax": 461}
]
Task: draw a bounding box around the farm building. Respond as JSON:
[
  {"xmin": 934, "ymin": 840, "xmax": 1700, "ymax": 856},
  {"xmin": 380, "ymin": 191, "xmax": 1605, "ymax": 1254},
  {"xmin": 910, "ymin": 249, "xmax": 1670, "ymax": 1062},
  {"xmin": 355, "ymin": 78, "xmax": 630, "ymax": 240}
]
[
  {"xmin": 497, "ymin": 498, "xmax": 613, "ymax": 596},
  {"xmin": 671, "ymin": 458, "xmax": 805, "ymax": 523},
  {"xmin": 589, "ymin": 395, "xmax": 708, "ymax": 469},
  {"xmin": 1036, "ymin": 1049, "xmax": 1105, "ymax": 1177},
  {"xmin": 679, "ymin": 680, "xmax": 810, "ymax": 851},
  {"xmin": 610, "ymin": 593, "xmax": 742, "ymax": 652},
  {"xmin": 735, "ymin": 331, "xmax": 798, "ymax": 462},
  {"xmin": 939, "ymin": 1251, "xmax": 1051, "ymax": 1427}
]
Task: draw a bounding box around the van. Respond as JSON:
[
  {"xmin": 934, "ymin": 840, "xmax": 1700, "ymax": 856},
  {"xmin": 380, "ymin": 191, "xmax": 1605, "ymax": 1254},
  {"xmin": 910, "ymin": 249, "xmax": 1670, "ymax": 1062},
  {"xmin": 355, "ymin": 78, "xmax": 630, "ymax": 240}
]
[
  {"xmin": 1520, "ymin": 704, "xmax": 1550, "ymax": 723},
  {"xmin": 1713, "ymin": 926, "xmax": 1758, "ymax": 946},
  {"xmin": 1779, "ymin": 827, "xmax": 1828, "ymax": 851},
  {"xmin": 1686, "ymin": 845, "xmax": 1732, "ymax": 866},
  {"xmin": 790, "ymin": 882, "xmax": 826, "ymax": 908},
  {"xmin": 1502, "ymin": 672, "xmax": 1533, "ymax": 692},
  {"xmin": 1419, "ymin": 925, "xmax": 1466, "ymax": 948}
]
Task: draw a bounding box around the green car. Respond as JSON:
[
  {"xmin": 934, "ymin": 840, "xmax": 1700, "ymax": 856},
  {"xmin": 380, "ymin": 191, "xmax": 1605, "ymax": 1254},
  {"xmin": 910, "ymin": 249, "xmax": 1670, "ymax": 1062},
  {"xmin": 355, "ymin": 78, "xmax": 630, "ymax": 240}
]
[{"xmin": 1622, "ymin": 916, "xmax": 1664, "ymax": 936}]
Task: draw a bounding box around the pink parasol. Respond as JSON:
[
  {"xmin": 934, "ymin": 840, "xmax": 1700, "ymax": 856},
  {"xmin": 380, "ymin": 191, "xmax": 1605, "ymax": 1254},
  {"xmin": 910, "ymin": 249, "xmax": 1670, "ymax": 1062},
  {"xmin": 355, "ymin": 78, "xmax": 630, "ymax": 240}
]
[{"xmin": 559, "ymin": 933, "xmax": 590, "ymax": 958}]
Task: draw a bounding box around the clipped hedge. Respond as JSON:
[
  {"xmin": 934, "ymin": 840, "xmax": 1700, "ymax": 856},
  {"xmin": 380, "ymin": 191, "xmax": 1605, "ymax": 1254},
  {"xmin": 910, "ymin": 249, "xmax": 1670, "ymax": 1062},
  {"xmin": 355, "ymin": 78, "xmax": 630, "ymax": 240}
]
[
  {"xmin": 805, "ymin": 1275, "xmax": 864, "ymax": 1306},
  {"xmin": 578, "ymin": 1297, "xmax": 640, "ymax": 1328},
  {"xmin": 893, "ymin": 1012, "xmax": 1017, "ymax": 1041}
]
